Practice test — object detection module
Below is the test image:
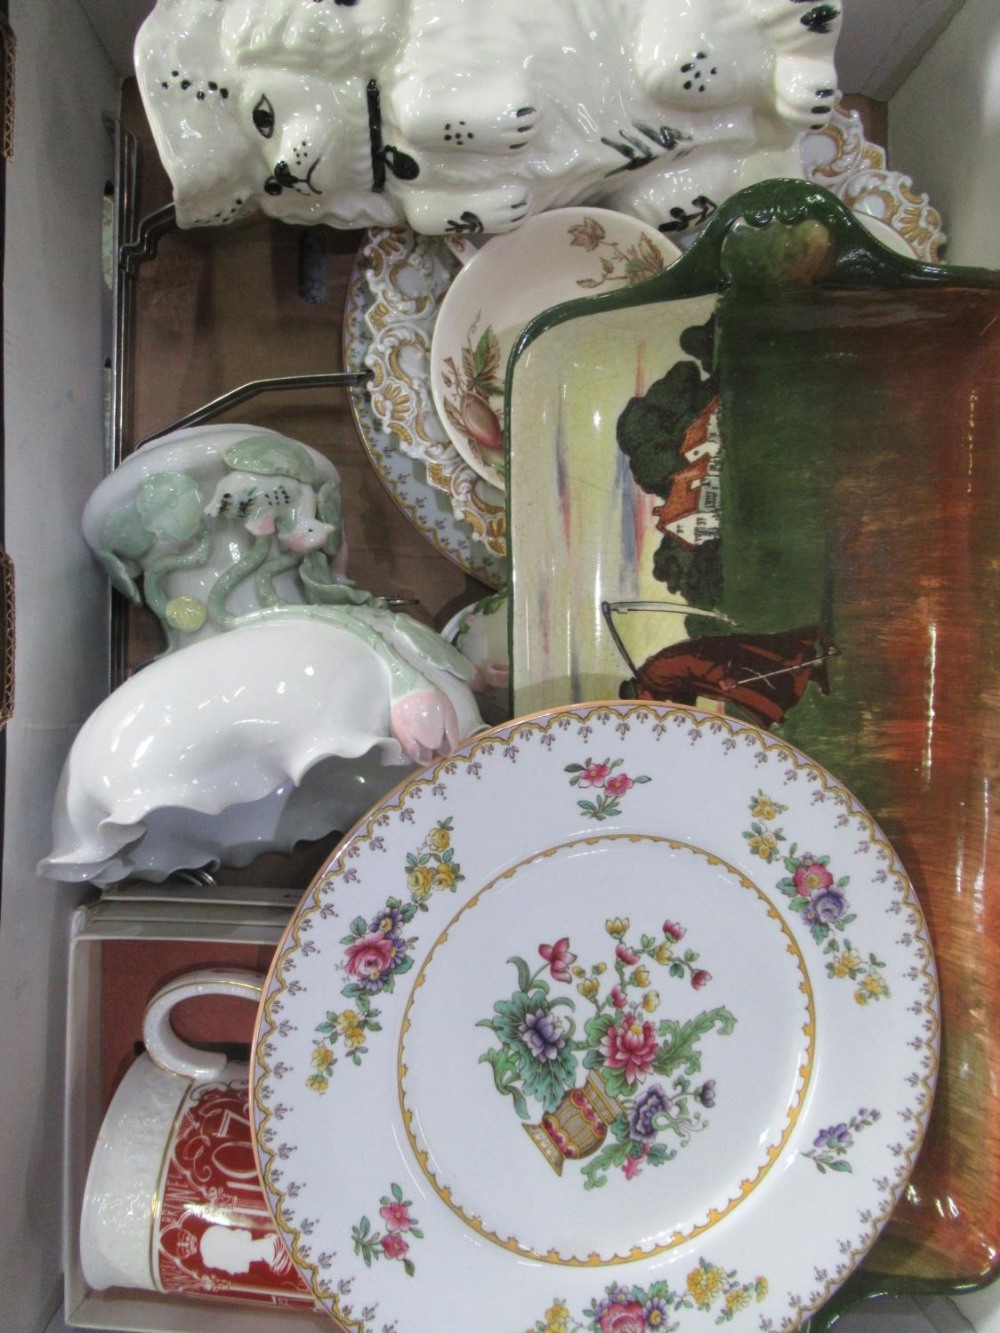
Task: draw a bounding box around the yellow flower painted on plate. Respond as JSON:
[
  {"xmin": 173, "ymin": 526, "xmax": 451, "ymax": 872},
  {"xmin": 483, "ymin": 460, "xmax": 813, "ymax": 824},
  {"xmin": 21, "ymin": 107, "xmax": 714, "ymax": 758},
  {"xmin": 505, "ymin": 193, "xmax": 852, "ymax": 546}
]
[
  {"xmin": 725, "ymin": 1287, "xmax": 752, "ymax": 1314},
  {"xmin": 686, "ymin": 1263, "xmax": 724, "ymax": 1305},
  {"xmin": 342, "ymin": 1023, "xmax": 367, "ymax": 1050},
  {"xmin": 306, "ymin": 1073, "xmax": 329, "ymax": 1093},
  {"xmin": 407, "ymin": 865, "xmax": 434, "ymax": 898},
  {"xmin": 311, "ymin": 1043, "xmax": 335, "ymax": 1072},
  {"xmin": 433, "ymin": 862, "xmax": 458, "ymax": 891},
  {"xmin": 642, "ymin": 989, "xmax": 660, "ymax": 1013},
  {"xmin": 859, "ymin": 971, "xmax": 890, "ymax": 1002},
  {"xmin": 831, "ymin": 950, "xmax": 862, "ymax": 978},
  {"xmin": 426, "ymin": 824, "xmax": 451, "ymax": 853},
  {"xmin": 632, "ymin": 965, "xmax": 650, "ymax": 988},
  {"xmin": 578, "ymin": 977, "xmax": 600, "ymax": 999},
  {"xmin": 654, "ymin": 941, "xmax": 673, "ymax": 964},
  {"xmin": 748, "ymin": 830, "xmax": 780, "ymax": 860},
  {"xmin": 541, "ymin": 1301, "xmax": 571, "ymax": 1333},
  {"xmin": 605, "ymin": 917, "xmax": 630, "ymax": 938},
  {"xmin": 751, "ymin": 794, "xmax": 781, "ymax": 821}
]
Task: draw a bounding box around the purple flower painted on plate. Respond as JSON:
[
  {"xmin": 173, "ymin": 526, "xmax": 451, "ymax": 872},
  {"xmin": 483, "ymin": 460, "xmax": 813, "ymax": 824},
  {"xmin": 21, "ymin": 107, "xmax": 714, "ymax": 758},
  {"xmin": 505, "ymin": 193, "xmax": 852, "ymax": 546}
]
[
  {"xmin": 803, "ymin": 885, "xmax": 849, "ymax": 926},
  {"xmin": 520, "ymin": 1008, "xmax": 567, "ymax": 1062},
  {"xmin": 814, "ymin": 1122, "xmax": 852, "ymax": 1150},
  {"xmin": 643, "ymin": 1296, "xmax": 671, "ymax": 1329},
  {"xmin": 804, "ymin": 1107, "xmax": 882, "ymax": 1174},
  {"xmin": 368, "ymin": 903, "xmax": 407, "ymax": 935},
  {"xmin": 628, "ymin": 1085, "xmax": 671, "ymax": 1143},
  {"xmin": 696, "ymin": 1079, "xmax": 717, "ymax": 1108}
]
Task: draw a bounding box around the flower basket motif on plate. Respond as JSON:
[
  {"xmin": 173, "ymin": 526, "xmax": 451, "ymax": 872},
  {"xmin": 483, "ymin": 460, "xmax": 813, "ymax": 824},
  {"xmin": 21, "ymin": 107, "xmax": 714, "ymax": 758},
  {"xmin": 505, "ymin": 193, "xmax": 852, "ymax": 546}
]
[{"xmin": 478, "ymin": 917, "xmax": 734, "ymax": 1188}]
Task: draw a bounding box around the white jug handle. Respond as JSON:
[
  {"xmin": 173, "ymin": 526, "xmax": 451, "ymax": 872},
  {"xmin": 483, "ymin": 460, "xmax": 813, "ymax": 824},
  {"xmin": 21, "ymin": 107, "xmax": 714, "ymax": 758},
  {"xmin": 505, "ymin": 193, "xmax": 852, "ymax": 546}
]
[{"xmin": 143, "ymin": 967, "xmax": 265, "ymax": 1080}]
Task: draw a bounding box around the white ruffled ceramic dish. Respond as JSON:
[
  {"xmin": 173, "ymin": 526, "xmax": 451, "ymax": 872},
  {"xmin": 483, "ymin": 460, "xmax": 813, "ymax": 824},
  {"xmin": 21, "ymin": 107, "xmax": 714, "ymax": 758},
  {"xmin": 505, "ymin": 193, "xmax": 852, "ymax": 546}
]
[
  {"xmin": 252, "ymin": 702, "xmax": 938, "ymax": 1333},
  {"xmin": 352, "ymin": 107, "xmax": 944, "ymax": 557},
  {"xmin": 38, "ymin": 615, "xmax": 483, "ymax": 886},
  {"xmin": 430, "ymin": 210, "xmax": 682, "ymax": 489}
]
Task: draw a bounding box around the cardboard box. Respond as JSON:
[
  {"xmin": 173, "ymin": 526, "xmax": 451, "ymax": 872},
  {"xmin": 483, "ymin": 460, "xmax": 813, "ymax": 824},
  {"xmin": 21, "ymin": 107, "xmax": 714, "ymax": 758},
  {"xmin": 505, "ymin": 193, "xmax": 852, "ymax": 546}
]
[{"xmin": 62, "ymin": 898, "xmax": 331, "ymax": 1333}]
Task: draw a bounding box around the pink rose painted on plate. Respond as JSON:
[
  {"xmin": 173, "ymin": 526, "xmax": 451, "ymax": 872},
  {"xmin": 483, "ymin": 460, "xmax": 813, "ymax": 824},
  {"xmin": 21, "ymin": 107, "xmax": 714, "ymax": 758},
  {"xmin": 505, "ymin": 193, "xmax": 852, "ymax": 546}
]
[{"xmin": 566, "ymin": 756, "xmax": 651, "ymax": 821}]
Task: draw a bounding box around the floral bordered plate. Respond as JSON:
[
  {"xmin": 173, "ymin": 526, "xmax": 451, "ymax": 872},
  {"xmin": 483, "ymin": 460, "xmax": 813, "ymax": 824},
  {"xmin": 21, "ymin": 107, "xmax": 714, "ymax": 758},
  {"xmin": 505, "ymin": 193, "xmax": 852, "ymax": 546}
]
[
  {"xmin": 252, "ymin": 702, "xmax": 938, "ymax": 1333},
  {"xmin": 354, "ymin": 226, "xmax": 508, "ymax": 560},
  {"xmin": 800, "ymin": 105, "xmax": 944, "ymax": 263},
  {"xmin": 343, "ymin": 248, "xmax": 507, "ymax": 588}
]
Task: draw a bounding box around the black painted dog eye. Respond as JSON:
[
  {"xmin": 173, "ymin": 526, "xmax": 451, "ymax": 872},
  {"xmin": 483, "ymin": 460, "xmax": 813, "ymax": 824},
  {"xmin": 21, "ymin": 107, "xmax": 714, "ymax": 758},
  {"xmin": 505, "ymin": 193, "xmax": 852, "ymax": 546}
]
[{"xmin": 252, "ymin": 95, "xmax": 275, "ymax": 139}]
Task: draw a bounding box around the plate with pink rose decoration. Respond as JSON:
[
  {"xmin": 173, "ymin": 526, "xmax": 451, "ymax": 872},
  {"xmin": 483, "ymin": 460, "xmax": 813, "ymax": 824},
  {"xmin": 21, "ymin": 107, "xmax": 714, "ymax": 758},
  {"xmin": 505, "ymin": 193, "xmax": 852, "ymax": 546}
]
[{"xmin": 252, "ymin": 701, "xmax": 938, "ymax": 1333}]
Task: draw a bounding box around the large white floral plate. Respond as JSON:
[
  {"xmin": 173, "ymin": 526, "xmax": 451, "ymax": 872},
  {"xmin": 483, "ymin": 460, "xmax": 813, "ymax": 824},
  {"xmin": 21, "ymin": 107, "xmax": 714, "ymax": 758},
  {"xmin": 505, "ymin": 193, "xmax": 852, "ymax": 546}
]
[{"xmin": 252, "ymin": 702, "xmax": 938, "ymax": 1333}]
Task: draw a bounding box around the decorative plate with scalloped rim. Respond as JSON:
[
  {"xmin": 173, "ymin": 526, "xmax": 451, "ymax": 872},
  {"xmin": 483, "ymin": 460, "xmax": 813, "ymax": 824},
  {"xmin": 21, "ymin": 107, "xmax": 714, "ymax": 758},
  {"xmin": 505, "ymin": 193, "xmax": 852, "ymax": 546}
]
[{"xmin": 252, "ymin": 702, "xmax": 938, "ymax": 1333}]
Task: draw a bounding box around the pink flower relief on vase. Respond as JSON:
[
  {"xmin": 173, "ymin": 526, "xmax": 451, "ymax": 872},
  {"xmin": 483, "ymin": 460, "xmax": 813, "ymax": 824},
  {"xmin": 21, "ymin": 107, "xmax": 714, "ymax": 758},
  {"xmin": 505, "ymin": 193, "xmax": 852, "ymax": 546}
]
[
  {"xmin": 603, "ymin": 1013, "xmax": 659, "ymax": 1083},
  {"xmin": 390, "ymin": 687, "xmax": 461, "ymax": 765},
  {"xmin": 565, "ymin": 756, "xmax": 651, "ymax": 822},
  {"xmin": 539, "ymin": 937, "xmax": 577, "ymax": 983}
]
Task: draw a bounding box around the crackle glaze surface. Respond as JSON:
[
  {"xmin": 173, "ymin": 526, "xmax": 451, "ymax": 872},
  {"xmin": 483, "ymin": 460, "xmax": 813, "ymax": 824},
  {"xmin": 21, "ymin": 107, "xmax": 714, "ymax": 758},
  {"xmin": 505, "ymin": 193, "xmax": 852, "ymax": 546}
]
[{"xmin": 252, "ymin": 703, "xmax": 938, "ymax": 1333}]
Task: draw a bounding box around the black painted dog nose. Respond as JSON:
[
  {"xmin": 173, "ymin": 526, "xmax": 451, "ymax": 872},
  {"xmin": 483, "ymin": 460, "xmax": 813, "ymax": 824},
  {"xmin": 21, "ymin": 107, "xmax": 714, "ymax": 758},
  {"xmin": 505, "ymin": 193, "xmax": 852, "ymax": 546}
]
[{"xmin": 273, "ymin": 160, "xmax": 296, "ymax": 186}]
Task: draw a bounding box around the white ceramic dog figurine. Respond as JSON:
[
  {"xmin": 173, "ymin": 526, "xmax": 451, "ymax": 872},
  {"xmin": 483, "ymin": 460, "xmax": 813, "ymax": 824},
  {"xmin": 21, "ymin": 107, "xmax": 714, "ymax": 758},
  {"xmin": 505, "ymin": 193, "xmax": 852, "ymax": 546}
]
[{"xmin": 135, "ymin": 0, "xmax": 841, "ymax": 238}]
